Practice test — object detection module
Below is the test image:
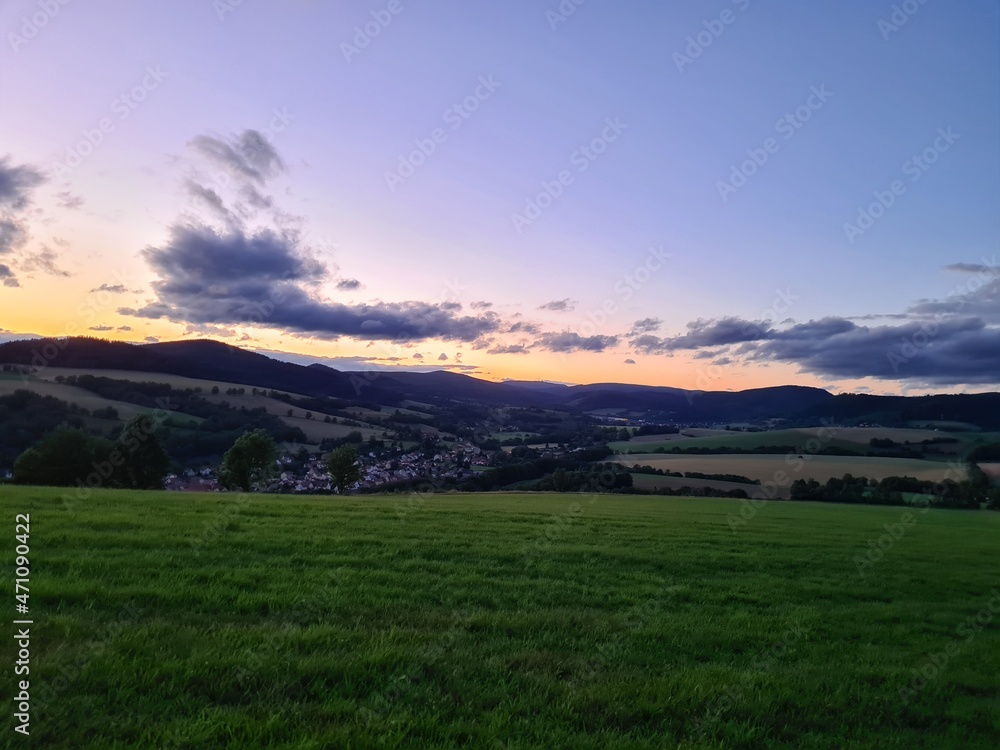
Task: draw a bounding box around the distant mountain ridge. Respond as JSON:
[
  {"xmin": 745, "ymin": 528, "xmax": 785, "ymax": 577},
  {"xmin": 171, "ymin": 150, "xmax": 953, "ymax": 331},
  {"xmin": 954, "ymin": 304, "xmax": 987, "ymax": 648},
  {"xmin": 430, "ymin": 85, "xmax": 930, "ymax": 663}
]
[{"xmin": 2, "ymin": 337, "xmax": 998, "ymax": 427}]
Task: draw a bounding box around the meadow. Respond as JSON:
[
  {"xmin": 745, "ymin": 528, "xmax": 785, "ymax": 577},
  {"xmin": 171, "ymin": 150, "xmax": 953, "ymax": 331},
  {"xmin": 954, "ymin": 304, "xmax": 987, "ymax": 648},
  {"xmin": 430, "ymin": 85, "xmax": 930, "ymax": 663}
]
[{"xmin": 2, "ymin": 487, "xmax": 998, "ymax": 748}]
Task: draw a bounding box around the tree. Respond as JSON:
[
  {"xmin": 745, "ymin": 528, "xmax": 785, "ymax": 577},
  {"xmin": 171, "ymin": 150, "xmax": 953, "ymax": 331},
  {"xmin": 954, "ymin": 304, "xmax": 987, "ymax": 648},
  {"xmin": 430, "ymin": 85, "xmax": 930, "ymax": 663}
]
[
  {"xmin": 13, "ymin": 426, "xmax": 114, "ymax": 487},
  {"xmin": 327, "ymin": 445, "xmax": 361, "ymax": 494},
  {"xmin": 116, "ymin": 414, "xmax": 170, "ymax": 490},
  {"xmin": 219, "ymin": 429, "xmax": 277, "ymax": 491}
]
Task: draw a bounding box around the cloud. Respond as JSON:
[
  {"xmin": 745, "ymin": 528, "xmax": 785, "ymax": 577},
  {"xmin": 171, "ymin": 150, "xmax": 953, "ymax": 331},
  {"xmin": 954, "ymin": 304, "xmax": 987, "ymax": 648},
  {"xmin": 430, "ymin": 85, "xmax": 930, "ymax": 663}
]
[
  {"xmin": 132, "ymin": 132, "xmax": 507, "ymax": 345},
  {"xmin": 413, "ymin": 353, "xmax": 423, "ymax": 359},
  {"xmin": 438, "ymin": 353, "xmax": 448, "ymax": 361},
  {"xmin": 945, "ymin": 259, "xmax": 997, "ymax": 274},
  {"xmin": 55, "ymin": 190, "xmax": 84, "ymax": 210},
  {"xmin": 117, "ymin": 325, "xmax": 133, "ymax": 331},
  {"xmin": 0, "ymin": 263, "xmax": 18, "ymax": 287},
  {"xmin": 88, "ymin": 325, "xmax": 114, "ymax": 332},
  {"xmin": 538, "ymin": 298, "xmax": 577, "ymax": 312},
  {"xmin": 144, "ymin": 336, "xmax": 159, "ymax": 343},
  {"xmin": 128, "ymin": 221, "xmax": 502, "ymax": 343},
  {"xmin": 470, "ymin": 301, "xmax": 493, "ymax": 310},
  {"xmin": 631, "ymin": 316, "xmax": 772, "ymax": 354},
  {"xmin": 639, "ymin": 265, "xmax": 1000, "ymax": 385},
  {"xmin": 188, "ymin": 130, "xmax": 284, "ymax": 186},
  {"xmin": 185, "ymin": 180, "xmax": 232, "ymax": 222},
  {"xmin": 627, "ymin": 317, "xmax": 661, "ymax": 336},
  {"xmin": 534, "ymin": 332, "xmax": 619, "ymax": 353},
  {"xmin": 624, "ymin": 358, "xmax": 636, "ymax": 365},
  {"xmin": 90, "ymin": 283, "xmax": 132, "ymax": 294},
  {"xmin": 488, "ymin": 343, "xmax": 531, "ymax": 355},
  {"xmin": 0, "ymin": 157, "xmax": 44, "ymax": 211},
  {"xmin": 0, "ymin": 157, "xmax": 44, "ymax": 259},
  {"xmin": 20, "ymin": 247, "xmax": 69, "ymax": 277},
  {"xmin": 506, "ymin": 320, "xmax": 541, "ymax": 335}
]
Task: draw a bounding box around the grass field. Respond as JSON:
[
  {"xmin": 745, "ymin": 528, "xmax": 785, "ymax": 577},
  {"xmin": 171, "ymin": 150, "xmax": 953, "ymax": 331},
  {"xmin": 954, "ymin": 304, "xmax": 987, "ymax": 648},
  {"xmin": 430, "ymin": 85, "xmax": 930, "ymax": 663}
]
[
  {"xmin": 609, "ymin": 453, "xmax": 967, "ymax": 486},
  {"xmin": 2, "ymin": 487, "xmax": 998, "ymax": 748}
]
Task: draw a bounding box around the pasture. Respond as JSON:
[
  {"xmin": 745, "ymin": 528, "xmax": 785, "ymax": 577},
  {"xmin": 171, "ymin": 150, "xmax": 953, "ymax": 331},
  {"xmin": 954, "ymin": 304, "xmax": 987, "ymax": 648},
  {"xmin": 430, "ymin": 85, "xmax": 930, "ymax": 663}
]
[{"xmin": 2, "ymin": 486, "xmax": 998, "ymax": 748}]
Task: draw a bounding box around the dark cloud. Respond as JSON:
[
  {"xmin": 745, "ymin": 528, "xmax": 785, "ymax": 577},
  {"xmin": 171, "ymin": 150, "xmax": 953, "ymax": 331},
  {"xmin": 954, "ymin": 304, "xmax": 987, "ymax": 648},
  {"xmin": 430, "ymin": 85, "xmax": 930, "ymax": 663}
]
[
  {"xmin": 128, "ymin": 221, "xmax": 502, "ymax": 342},
  {"xmin": 538, "ymin": 298, "xmax": 577, "ymax": 312},
  {"xmin": 438, "ymin": 353, "xmax": 448, "ymax": 361},
  {"xmin": 624, "ymin": 358, "xmax": 636, "ymax": 365},
  {"xmin": 413, "ymin": 353, "xmax": 423, "ymax": 359},
  {"xmin": 88, "ymin": 325, "xmax": 114, "ymax": 332},
  {"xmin": 535, "ymin": 332, "xmax": 619, "ymax": 353},
  {"xmin": 627, "ymin": 317, "xmax": 661, "ymax": 336},
  {"xmin": 117, "ymin": 325, "xmax": 133, "ymax": 331},
  {"xmin": 188, "ymin": 130, "xmax": 284, "ymax": 186},
  {"xmin": 470, "ymin": 301, "xmax": 493, "ymax": 310},
  {"xmin": 336, "ymin": 278, "xmax": 362, "ymax": 291},
  {"xmin": 144, "ymin": 336, "xmax": 159, "ymax": 343}
]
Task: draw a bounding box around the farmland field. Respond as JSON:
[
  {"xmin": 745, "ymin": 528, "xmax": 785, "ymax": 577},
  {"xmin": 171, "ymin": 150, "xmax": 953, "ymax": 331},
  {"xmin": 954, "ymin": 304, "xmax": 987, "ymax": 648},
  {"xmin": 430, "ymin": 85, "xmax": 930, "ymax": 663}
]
[
  {"xmin": 610, "ymin": 453, "xmax": 968, "ymax": 485},
  {"xmin": 608, "ymin": 426, "xmax": 990, "ymax": 456},
  {"xmin": 2, "ymin": 486, "xmax": 998, "ymax": 748},
  {"xmin": 628, "ymin": 473, "xmax": 760, "ymax": 496}
]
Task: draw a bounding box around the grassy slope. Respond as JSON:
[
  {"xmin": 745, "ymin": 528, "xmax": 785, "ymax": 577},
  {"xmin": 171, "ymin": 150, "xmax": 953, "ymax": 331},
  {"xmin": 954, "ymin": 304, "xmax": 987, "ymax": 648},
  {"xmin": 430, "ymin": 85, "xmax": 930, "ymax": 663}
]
[{"xmin": 2, "ymin": 487, "xmax": 998, "ymax": 748}]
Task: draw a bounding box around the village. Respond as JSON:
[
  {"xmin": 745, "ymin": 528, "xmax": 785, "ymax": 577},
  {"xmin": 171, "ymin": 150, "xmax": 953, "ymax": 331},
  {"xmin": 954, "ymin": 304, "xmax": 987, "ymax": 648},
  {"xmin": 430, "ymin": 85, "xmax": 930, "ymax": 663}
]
[{"xmin": 163, "ymin": 439, "xmax": 500, "ymax": 494}]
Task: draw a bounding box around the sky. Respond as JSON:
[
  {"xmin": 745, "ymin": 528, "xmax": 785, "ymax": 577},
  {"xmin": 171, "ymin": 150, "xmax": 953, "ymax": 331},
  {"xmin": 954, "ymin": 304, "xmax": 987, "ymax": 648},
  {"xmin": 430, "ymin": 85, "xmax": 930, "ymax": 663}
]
[{"xmin": 1, "ymin": 0, "xmax": 998, "ymax": 395}]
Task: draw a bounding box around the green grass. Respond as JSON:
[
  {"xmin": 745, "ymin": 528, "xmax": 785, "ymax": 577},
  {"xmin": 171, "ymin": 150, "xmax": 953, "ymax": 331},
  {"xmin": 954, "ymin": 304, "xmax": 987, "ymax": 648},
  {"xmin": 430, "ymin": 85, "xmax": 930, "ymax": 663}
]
[{"xmin": 2, "ymin": 487, "xmax": 999, "ymax": 748}]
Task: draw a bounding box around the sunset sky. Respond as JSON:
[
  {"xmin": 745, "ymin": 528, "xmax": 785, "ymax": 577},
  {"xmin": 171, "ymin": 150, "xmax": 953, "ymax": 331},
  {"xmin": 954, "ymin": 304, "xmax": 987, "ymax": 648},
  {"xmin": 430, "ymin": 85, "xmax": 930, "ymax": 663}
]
[{"xmin": 1, "ymin": 0, "xmax": 997, "ymax": 394}]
